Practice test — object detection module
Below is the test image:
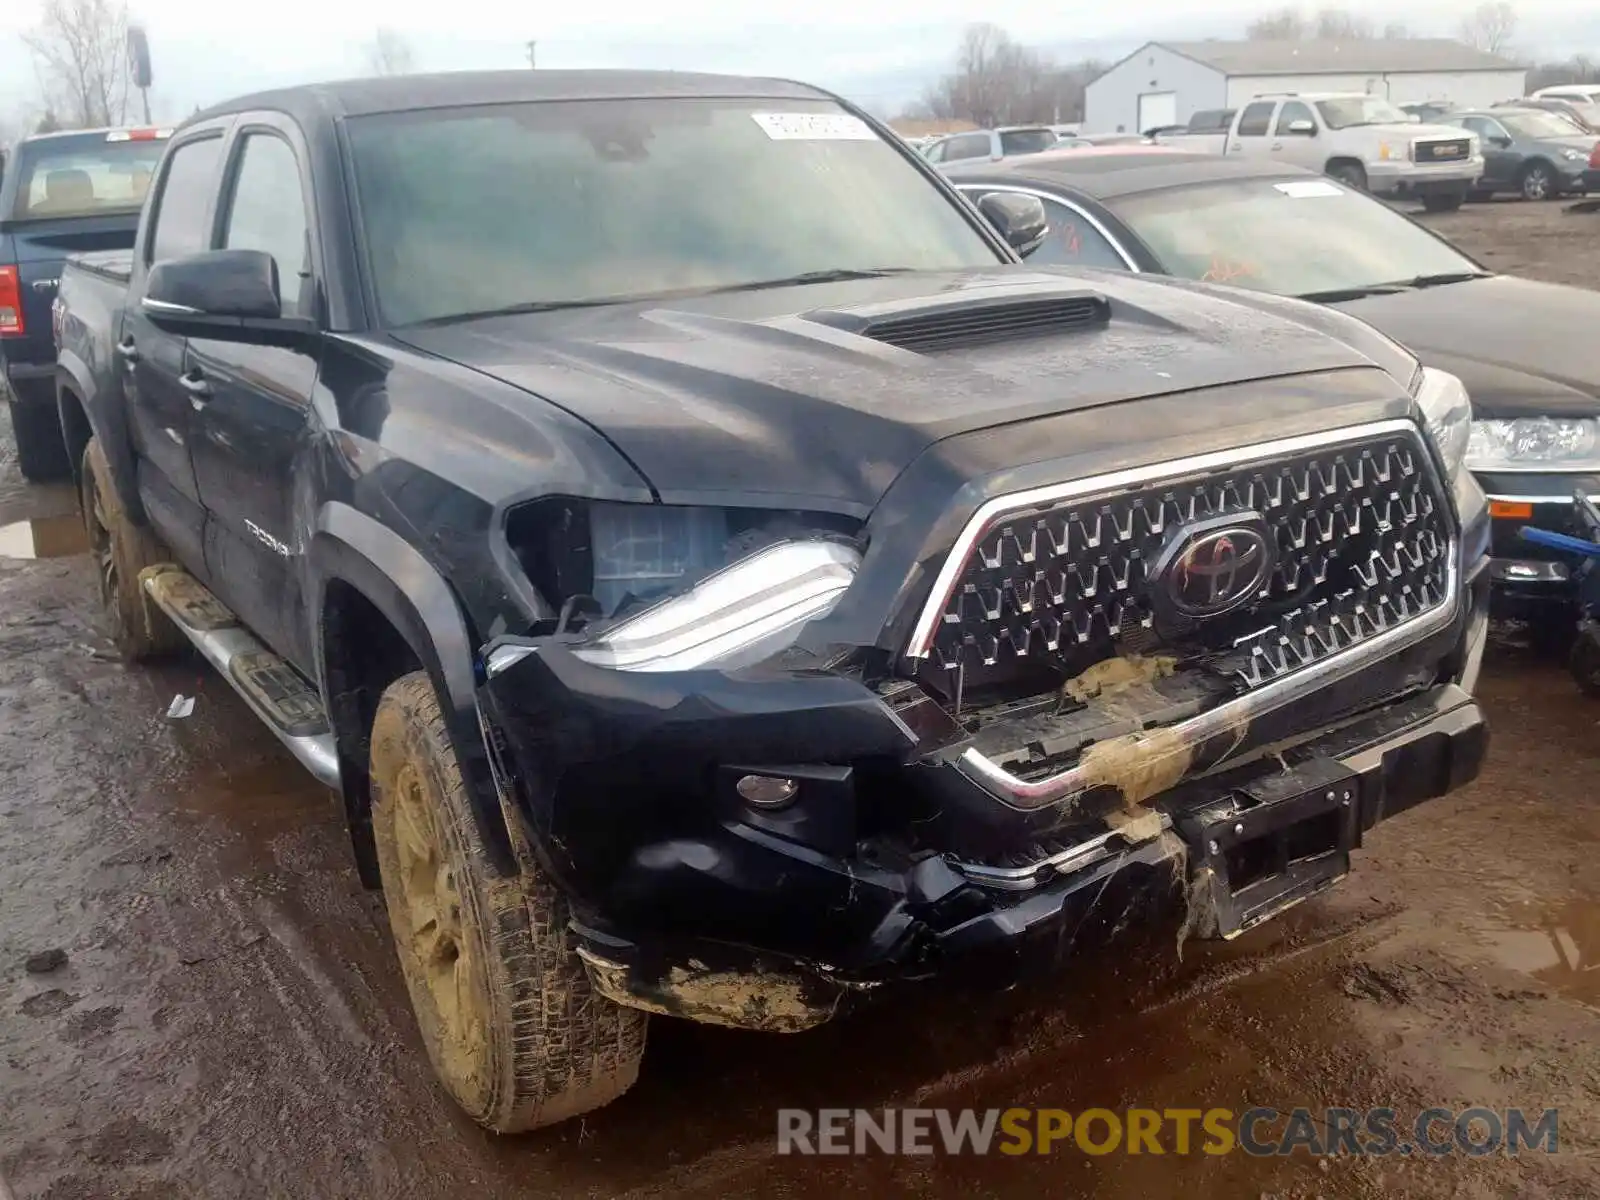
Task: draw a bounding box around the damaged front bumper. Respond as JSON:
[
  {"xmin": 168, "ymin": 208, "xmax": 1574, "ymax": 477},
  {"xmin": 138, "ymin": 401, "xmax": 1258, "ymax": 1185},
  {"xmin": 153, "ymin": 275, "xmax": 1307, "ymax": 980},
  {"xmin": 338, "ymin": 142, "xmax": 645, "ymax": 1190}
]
[{"xmin": 476, "ymin": 570, "xmax": 1490, "ymax": 1032}]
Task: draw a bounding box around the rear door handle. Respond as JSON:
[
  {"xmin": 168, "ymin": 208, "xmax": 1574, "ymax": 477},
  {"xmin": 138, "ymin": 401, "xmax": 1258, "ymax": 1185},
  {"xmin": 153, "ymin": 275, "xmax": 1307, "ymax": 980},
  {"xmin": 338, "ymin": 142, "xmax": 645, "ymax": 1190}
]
[
  {"xmin": 116, "ymin": 339, "xmax": 140, "ymax": 364},
  {"xmin": 179, "ymin": 371, "xmax": 212, "ymax": 407}
]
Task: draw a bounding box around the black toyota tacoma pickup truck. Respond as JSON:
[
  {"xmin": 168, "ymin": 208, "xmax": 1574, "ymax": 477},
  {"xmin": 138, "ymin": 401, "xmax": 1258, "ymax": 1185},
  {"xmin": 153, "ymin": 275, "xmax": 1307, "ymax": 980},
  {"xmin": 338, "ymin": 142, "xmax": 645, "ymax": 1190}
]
[
  {"xmin": 0, "ymin": 126, "xmax": 169, "ymax": 478},
  {"xmin": 52, "ymin": 70, "xmax": 1491, "ymax": 1133}
]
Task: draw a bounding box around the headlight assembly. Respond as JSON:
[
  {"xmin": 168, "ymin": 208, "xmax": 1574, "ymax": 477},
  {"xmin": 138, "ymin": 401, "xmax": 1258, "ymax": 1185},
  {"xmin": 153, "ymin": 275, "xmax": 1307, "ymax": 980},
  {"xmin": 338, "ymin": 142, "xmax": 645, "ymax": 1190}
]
[
  {"xmin": 569, "ymin": 540, "xmax": 861, "ymax": 672},
  {"xmin": 1466, "ymin": 417, "xmax": 1600, "ymax": 471},
  {"xmin": 1414, "ymin": 366, "xmax": 1472, "ymax": 483}
]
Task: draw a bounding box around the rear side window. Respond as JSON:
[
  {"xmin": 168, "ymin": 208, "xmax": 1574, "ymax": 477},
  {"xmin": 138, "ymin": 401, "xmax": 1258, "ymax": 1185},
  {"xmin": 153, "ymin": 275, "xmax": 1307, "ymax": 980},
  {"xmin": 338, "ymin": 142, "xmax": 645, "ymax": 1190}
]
[
  {"xmin": 148, "ymin": 137, "xmax": 223, "ymax": 264},
  {"xmin": 221, "ymin": 134, "xmax": 311, "ymax": 316},
  {"xmin": 943, "ymin": 133, "xmax": 992, "ymax": 161},
  {"xmin": 999, "ymin": 129, "xmax": 1056, "ymax": 156},
  {"xmin": 9, "ymin": 135, "xmax": 167, "ymax": 220},
  {"xmin": 1237, "ymin": 102, "xmax": 1276, "ymax": 137}
]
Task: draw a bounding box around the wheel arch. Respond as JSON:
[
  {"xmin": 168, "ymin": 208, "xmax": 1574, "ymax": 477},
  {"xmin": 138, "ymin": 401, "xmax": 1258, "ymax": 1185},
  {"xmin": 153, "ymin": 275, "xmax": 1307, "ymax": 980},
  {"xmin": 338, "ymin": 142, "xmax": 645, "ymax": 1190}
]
[
  {"xmin": 1323, "ymin": 155, "xmax": 1367, "ymax": 180},
  {"xmin": 54, "ymin": 352, "xmax": 146, "ymax": 521},
  {"xmin": 310, "ymin": 501, "xmax": 516, "ymax": 886}
]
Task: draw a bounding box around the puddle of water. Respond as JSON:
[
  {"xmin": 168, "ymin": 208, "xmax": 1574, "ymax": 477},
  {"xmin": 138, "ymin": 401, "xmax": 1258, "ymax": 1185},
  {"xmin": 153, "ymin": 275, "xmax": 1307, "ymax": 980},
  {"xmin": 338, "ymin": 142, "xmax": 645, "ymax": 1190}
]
[
  {"xmin": 1483, "ymin": 898, "xmax": 1600, "ymax": 1010},
  {"xmin": 0, "ymin": 512, "xmax": 89, "ymax": 560}
]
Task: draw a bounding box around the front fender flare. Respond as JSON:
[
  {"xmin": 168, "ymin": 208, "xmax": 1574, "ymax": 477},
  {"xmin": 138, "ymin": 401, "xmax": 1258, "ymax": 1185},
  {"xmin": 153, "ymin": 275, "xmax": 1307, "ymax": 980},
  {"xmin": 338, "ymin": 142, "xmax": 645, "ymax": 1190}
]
[{"xmin": 309, "ymin": 501, "xmax": 516, "ymax": 879}]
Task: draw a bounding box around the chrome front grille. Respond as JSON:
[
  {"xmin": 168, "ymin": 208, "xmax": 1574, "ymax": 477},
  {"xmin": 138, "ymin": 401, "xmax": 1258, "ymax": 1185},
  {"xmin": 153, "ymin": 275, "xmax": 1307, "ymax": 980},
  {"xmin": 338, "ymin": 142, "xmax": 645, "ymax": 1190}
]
[
  {"xmin": 908, "ymin": 422, "xmax": 1454, "ymax": 692},
  {"xmin": 1413, "ymin": 137, "xmax": 1471, "ymax": 163}
]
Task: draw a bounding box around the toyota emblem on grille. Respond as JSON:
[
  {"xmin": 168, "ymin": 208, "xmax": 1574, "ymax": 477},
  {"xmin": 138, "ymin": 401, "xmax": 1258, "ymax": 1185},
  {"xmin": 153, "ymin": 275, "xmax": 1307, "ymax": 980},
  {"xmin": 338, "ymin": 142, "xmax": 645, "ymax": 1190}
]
[
  {"xmin": 1148, "ymin": 514, "xmax": 1277, "ymax": 628},
  {"xmin": 1170, "ymin": 528, "xmax": 1270, "ymax": 615}
]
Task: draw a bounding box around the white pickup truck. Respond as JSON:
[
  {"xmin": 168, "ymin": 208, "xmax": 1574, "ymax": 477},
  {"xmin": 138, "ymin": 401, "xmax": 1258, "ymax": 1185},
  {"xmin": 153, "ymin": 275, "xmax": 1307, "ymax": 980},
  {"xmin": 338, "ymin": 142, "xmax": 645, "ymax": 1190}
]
[{"xmin": 1155, "ymin": 92, "xmax": 1483, "ymax": 212}]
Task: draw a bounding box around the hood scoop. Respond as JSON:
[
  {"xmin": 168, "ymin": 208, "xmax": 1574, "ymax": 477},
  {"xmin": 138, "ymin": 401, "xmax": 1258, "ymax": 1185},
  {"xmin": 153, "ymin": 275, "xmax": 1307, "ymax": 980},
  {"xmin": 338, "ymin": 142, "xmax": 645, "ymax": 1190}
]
[{"xmin": 806, "ymin": 289, "xmax": 1111, "ymax": 354}]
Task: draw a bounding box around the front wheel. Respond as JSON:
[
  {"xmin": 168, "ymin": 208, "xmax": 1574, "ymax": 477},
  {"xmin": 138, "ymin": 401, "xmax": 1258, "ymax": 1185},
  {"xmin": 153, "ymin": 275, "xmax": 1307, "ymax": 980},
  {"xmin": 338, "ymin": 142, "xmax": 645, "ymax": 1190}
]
[
  {"xmin": 1520, "ymin": 162, "xmax": 1555, "ymax": 201},
  {"xmin": 1326, "ymin": 161, "xmax": 1368, "ymax": 191},
  {"xmin": 370, "ymin": 671, "xmax": 648, "ymax": 1133}
]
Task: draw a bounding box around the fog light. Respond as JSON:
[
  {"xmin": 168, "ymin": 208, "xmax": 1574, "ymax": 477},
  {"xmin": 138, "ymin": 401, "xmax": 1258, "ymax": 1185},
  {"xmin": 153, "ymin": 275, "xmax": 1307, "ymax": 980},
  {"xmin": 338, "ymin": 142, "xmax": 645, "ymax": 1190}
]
[{"xmin": 736, "ymin": 774, "xmax": 799, "ymax": 809}]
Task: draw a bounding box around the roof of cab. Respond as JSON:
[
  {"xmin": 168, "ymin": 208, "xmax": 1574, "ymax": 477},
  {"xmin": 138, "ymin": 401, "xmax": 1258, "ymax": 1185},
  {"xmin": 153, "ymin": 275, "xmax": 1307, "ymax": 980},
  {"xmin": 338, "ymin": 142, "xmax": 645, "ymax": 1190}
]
[
  {"xmin": 188, "ymin": 69, "xmax": 834, "ymax": 126},
  {"xmin": 944, "ymin": 146, "xmax": 1314, "ymax": 199}
]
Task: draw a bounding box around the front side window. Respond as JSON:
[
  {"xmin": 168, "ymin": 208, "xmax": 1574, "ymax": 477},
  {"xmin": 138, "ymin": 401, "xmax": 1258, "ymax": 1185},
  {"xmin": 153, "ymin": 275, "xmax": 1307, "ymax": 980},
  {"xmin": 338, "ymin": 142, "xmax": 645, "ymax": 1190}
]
[
  {"xmin": 346, "ymin": 98, "xmax": 1004, "ymax": 326},
  {"xmin": 1009, "ymin": 196, "xmax": 1129, "ymax": 270},
  {"xmin": 221, "ymin": 134, "xmax": 311, "ymax": 316},
  {"xmin": 148, "ymin": 136, "xmax": 223, "ymax": 264},
  {"xmin": 1500, "ymin": 109, "xmax": 1591, "ymax": 139},
  {"xmin": 1111, "ymin": 178, "xmax": 1477, "ymax": 299},
  {"xmin": 1316, "ymin": 96, "xmax": 1410, "ymax": 129},
  {"xmin": 1236, "ymin": 102, "xmax": 1275, "ymax": 137},
  {"xmin": 944, "ymin": 133, "xmax": 992, "ymax": 161},
  {"xmin": 1275, "ymin": 102, "xmax": 1317, "ymax": 135}
]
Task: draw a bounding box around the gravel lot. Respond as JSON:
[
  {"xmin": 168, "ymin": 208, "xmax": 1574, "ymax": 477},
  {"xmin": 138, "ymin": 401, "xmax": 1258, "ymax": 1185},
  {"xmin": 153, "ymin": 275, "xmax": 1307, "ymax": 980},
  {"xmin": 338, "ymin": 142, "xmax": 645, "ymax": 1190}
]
[{"xmin": 0, "ymin": 198, "xmax": 1597, "ymax": 1200}]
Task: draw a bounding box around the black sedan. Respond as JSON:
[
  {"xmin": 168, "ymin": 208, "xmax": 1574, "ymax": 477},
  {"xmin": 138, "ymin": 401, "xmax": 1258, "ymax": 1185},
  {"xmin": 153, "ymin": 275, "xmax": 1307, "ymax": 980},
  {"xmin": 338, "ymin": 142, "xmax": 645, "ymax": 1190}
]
[{"xmin": 947, "ymin": 146, "xmax": 1600, "ymax": 624}]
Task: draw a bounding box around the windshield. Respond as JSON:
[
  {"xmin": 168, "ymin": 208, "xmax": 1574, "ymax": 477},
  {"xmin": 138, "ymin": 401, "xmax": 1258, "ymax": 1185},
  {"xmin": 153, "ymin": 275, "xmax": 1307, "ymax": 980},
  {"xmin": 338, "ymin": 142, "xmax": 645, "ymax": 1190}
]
[
  {"xmin": 1316, "ymin": 97, "xmax": 1410, "ymax": 129},
  {"xmin": 1501, "ymin": 109, "xmax": 1591, "ymax": 139},
  {"xmin": 346, "ymin": 98, "xmax": 1002, "ymax": 326},
  {"xmin": 999, "ymin": 128, "xmax": 1057, "ymax": 155},
  {"xmin": 1110, "ymin": 178, "xmax": 1478, "ymax": 299},
  {"xmin": 9, "ymin": 135, "xmax": 166, "ymax": 220}
]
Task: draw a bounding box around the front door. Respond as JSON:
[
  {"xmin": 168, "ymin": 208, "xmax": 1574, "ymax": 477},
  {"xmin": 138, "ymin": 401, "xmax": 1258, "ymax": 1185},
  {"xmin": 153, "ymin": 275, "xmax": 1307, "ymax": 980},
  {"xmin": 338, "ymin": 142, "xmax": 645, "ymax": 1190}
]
[
  {"xmin": 187, "ymin": 126, "xmax": 319, "ymax": 671},
  {"xmin": 122, "ymin": 132, "xmax": 227, "ymax": 570},
  {"xmin": 1271, "ymin": 100, "xmax": 1324, "ymax": 171}
]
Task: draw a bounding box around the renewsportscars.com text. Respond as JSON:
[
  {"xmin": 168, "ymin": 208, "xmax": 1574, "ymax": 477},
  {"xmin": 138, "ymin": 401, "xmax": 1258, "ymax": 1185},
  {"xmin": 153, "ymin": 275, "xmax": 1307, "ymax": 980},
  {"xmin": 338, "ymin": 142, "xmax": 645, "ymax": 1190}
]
[{"xmin": 776, "ymin": 1107, "xmax": 1559, "ymax": 1157}]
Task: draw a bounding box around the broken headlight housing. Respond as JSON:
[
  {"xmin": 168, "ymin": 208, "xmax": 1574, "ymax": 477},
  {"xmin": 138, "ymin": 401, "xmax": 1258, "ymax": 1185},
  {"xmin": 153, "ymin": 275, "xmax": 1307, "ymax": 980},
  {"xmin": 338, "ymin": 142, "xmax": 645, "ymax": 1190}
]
[
  {"xmin": 1465, "ymin": 417, "xmax": 1600, "ymax": 472},
  {"xmin": 503, "ymin": 500, "xmax": 863, "ymax": 673},
  {"xmin": 1414, "ymin": 366, "xmax": 1472, "ymax": 484}
]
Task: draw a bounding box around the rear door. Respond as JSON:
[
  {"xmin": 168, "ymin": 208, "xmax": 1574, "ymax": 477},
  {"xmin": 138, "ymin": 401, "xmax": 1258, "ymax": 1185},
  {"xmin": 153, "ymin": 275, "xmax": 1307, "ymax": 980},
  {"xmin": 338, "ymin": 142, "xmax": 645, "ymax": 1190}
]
[
  {"xmin": 121, "ymin": 129, "xmax": 227, "ymax": 569},
  {"xmin": 186, "ymin": 117, "xmax": 320, "ymax": 669},
  {"xmin": 1230, "ymin": 101, "xmax": 1279, "ymax": 157}
]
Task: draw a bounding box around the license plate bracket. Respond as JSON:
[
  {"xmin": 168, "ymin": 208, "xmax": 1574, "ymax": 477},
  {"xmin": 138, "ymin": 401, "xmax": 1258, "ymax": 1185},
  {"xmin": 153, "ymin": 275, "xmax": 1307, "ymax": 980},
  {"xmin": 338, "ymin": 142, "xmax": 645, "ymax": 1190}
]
[{"xmin": 1177, "ymin": 758, "xmax": 1361, "ymax": 940}]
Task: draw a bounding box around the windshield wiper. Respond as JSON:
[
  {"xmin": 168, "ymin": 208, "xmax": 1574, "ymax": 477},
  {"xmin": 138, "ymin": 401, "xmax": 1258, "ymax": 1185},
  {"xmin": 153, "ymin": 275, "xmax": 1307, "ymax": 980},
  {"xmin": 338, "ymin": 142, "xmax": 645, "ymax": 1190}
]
[
  {"xmin": 1401, "ymin": 270, "xmax": 1493, "ymax": 288},
  {"xmin": 1295, "ymin": 270, "xmax": 1492, "ymax": 303},
  {"xmin": 703, "ymin": 267, "xmax": 916, "ymax": 295}
]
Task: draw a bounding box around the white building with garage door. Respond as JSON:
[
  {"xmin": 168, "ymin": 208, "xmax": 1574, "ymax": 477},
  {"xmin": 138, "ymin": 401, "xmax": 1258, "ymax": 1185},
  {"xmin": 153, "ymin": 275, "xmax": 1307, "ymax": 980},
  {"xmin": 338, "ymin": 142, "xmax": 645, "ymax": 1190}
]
[{"xmin": 1084, "ymin": 39, "xmax": 1527, "ymax": 135}]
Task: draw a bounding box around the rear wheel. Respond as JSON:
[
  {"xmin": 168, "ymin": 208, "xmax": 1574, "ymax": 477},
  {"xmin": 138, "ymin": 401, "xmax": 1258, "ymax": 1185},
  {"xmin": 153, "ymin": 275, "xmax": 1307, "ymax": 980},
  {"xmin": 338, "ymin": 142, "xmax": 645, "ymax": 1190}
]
[
  {"xmin": 370, "ymin": 671, "xmax": 648, "ymax": 1133},
  {"xmin": 1326, "ymin": 161, "xmax": 1368, "ymax": 191},
  {"xmin": 1520, "ymin": 161, "xmax": 1556, "ymax": 201},
  {"xmin": 80, "ymin": 438, "xmax": 183, "ymax": 661},
  {"xmin": 9, "ymin": 397, "xmax": 71, "ymax": 482}
]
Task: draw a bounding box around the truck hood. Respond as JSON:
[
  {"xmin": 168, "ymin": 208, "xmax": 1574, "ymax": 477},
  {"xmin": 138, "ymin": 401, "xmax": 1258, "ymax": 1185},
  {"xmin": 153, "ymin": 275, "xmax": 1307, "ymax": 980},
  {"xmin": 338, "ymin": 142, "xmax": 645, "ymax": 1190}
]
[
  {"xmin": 1332, "ymin": 275, "xmax": 1600, "ymax": 419},
  {"xmin": 1404, "ymin": 121, "xmax": 1480, "ymax": 142},
  {"xmin": 394, "ymin": 269, "xmax": 1383, "ymax": 515}
]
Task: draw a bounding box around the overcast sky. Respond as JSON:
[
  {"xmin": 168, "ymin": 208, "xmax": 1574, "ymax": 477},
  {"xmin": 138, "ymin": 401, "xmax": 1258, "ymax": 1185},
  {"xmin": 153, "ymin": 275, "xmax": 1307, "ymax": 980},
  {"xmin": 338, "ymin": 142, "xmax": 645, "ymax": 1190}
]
[{"xmin": 2, "ymin": 0, "xmax": 1596, "ymax": 123}]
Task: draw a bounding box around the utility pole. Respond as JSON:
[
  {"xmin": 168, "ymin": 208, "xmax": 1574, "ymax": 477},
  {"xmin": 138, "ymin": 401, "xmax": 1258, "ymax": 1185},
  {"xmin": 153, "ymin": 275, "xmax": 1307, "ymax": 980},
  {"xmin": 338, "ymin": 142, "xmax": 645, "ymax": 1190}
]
[{"xmin": 526, "ymin": 40, "xmax": 537, "ymax": 68}]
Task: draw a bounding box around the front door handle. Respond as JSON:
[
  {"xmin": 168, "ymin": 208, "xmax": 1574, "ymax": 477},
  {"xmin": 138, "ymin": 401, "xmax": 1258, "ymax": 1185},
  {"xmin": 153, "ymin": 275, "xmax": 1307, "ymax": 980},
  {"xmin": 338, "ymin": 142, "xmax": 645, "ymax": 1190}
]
[
  {"xmin": 1271, "ymin": 141, "xmax": 1284, "ymax": 150},
  {"xmin": 179, "ymin": 371, "xmax": 212, "ymax": 408},
  {"xmin": 116, "ymin": 339, "xmax": 140, "ymax": 364}
]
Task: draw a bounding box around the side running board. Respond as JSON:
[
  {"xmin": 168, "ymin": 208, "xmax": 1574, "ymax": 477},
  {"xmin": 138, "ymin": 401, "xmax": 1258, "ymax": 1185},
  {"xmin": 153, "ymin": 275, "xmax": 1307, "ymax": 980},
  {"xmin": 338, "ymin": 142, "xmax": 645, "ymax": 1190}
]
[{"xmin": 140, "ymin": 564, "xmax": 341, "ymax": 789}]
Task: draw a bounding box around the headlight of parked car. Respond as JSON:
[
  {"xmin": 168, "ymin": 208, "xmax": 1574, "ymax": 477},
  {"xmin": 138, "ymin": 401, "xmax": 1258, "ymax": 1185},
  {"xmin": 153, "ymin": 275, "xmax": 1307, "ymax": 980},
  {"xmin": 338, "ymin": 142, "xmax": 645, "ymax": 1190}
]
[
  {"xmin": 491, "ymin": 500, "xmax": 864, "ymax": 675},
  {"xmin": 1414, "ymin": 366, "xmax": 1473, "ymax": 483},
  {"xmin": 1465, "ymin": 417, "xmax": 1600, "ymax": 471},
  {"xmin": 1563, "ymin": 148, "xmax": 1586, "ymax": 161}
]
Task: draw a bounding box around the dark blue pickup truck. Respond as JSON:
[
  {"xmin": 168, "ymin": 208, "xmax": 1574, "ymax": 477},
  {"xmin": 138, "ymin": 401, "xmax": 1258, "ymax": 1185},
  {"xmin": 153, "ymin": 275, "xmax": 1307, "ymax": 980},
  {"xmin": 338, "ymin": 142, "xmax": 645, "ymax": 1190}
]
[{"xmin": 0, "ymin": 126, "xmax": 169, "ymax": 479}]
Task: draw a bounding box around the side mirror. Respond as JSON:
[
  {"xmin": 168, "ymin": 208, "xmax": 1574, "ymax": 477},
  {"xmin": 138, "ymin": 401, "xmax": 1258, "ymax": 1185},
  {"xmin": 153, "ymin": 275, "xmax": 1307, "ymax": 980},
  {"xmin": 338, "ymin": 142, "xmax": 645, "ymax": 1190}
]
[
  {"xmin": 1287, "ymin": 119, "xmax": 1317, "ymax": 136},
  {"xmin": 1490, "ymin": 134, "xmax": 1513, "ymax": 148},
  {"xmin": 142, "ymin": 248, "xmax": 313, "ymax": 340},
  {"xmin": 977, "ymin": 192, "xmax": 1049, "ymax": 258}
]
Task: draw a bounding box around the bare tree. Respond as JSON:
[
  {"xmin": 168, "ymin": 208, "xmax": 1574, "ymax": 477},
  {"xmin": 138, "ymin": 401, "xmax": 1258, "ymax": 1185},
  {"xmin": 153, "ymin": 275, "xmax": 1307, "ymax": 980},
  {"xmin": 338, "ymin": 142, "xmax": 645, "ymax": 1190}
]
[
  {"xmin": 921, "ymin": 23, "xmax": 1075, "ymax": 127},
  {"xmin": 1459, "ymin": 2, "xmax": 1518, "ymax": 56},
  {"xmin": 363, "ymin": 28, "xmax": 416, "ymax": 77},
  {"xmin": 1247, "ymin": 8, "xmax": 1308, "ymax": 39},
  {"xmin": 1313, "ymin": 8, "xmax": 1375, "ymax": 39},
  {"xmin": 1248, "ymin": 6, "xmax": 1400, "ymax": 40},
  {"xmin": 21, "ymin": 0, "xmax": 131, "ymax": 130}
]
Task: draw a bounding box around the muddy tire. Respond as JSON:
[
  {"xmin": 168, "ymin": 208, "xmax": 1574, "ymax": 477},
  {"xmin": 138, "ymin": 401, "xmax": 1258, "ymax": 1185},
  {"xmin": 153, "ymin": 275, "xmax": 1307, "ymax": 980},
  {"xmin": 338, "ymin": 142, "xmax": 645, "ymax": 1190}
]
[
  {"xmin": 10, "ymin": 398, "xmax": 72, "ymax": 482},
  {"xmin": 81, "ymin": 438, "xmax": 184, "ymax": 661},
  {"xmin": 369, "ymin": 671, "xmax": 647, "ymax": 1133}
]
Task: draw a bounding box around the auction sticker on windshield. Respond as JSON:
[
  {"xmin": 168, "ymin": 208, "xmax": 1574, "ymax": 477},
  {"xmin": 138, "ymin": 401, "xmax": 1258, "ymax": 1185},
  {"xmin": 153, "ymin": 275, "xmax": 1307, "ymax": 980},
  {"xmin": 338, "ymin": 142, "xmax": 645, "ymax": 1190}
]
[
  {"xmin": 1274, "ymin": 180, "xmax": 1344, "ymax": 199},
  {"xmin": 752, "ymin": 112, "xmax": 877, "ymax": 140}
]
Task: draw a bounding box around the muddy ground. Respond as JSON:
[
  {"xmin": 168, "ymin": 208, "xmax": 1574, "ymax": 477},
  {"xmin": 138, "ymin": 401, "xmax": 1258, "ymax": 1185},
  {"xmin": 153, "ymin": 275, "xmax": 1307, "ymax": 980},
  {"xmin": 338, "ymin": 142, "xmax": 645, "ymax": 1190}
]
[{"xmin": 1, "ymin": 201, "xmax": 1598, "ymax": 1200}]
